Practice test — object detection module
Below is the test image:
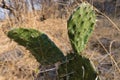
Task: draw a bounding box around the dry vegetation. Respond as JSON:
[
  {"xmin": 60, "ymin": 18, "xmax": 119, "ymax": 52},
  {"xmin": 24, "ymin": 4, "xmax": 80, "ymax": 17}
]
[{"xmin": 0, "ymin": 0, "xmax": 120, "ymax": 80}]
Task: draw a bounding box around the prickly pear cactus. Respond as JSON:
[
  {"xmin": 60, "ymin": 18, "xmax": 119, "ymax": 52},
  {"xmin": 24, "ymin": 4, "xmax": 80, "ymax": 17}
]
[
  {"xmin": 57, "ymin": 2, "xmax": 99, "ymax": 80},
  {"xmin": 7, "ymin": 2, "xmax": 99, "ymax": 80},
  {"xmin": 7, "ymin": 28, "xmax": 65, "ymax": 65},
  {"xmin": 67, "ymin": 2, "xmax": 96, "ymax": 54}
]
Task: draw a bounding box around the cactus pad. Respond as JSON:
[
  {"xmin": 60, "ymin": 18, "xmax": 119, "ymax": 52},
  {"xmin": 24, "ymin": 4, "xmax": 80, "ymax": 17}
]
[
  {"xmin": 58, "ymin": 53, "xmax": 99, "ymax": 80},
  {"xmin": 67, "ymin": 2, "xmax": 96, "ymax": 54},
  {"xmin": 7, "ymin": 28, "xmax": 65, "ymax": 65}
]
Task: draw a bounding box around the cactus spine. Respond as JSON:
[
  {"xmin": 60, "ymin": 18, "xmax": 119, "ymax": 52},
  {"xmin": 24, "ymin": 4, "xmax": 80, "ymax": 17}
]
[{"xmin": 68, "ymin": 2, "xmax": 96, "ymax": 54}]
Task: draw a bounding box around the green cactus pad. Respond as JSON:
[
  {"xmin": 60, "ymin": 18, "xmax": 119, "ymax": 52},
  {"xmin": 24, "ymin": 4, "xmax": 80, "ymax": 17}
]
[
  {"xmin": 58, "ymin": 53, "xmax": 99, "ymax": 80},
  {"xmin": 67, "ymin": 2, "xmax": 96, "ymax": 54},
  {"xmin": 7, "ymin": 28, "xmax": 65, "ymax": 65}
]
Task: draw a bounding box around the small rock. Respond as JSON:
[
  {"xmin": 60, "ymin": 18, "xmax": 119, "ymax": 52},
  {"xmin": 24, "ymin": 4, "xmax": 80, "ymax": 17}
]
[{"xmin": 0, "ymin": 48, "xmax": 24, "ymax": 62}]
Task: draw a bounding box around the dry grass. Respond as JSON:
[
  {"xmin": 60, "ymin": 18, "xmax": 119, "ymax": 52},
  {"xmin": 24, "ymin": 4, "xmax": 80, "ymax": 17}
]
[{"xmin": 0, "ymin": 0, "xmax": 120, "ymax": 80}]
